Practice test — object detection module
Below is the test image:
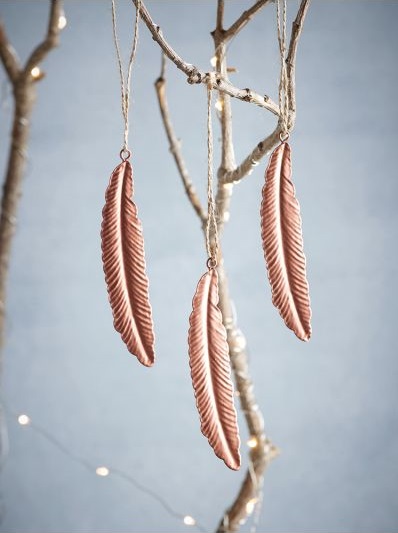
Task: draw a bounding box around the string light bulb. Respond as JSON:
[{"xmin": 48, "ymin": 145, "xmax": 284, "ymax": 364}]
[
  {"xmin": 58, "ymin": 14, "xmax": 67, "ymax": 30},
  {"xmin": 95, "ymin": 466, "xmax": 110, "ymax": 477},
  {"xmin": 234, "ymin": 331, "xmax": 247, "ymax": 350},
  {"xmin": 17, "ymin": 414, "xmax": 30, "ymax": 426},
  {"xmin": 210, "ymin": 56, "xmax": 217, "ymax": 67},
  {"xmin": 247, "ymin": 436, "xmax": 258, "ymax": 449},
  {"xmin": 12, "ymin": 409, "xmax": 207, "ymax": 531},
  {"xmin": 245, "ymin": 497, "xmax": 258, "ymax": 515},
  {"xmin": 215, "ymin": 99, "xmax": 223, "ymax": 112},
  {"xmin": 30, "ymin": 66, "xmax": 42, "ymax": 80}
]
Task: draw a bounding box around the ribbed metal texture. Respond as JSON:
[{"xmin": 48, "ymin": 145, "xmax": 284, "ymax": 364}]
[
  {"xmin": 101, "ymin": 161, "xmax": 155, "ymax": 366},
  {"xmin": 188, "ymin": 268, "xmax": 241, "ymax": 470},
  {"xmin": 261, "ymin": 142, "xmax": 312, "ymax": 341}
]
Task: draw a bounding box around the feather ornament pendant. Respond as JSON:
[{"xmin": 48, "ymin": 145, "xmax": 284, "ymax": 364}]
[
  {"xmin": 188, "ymin": 266, "xmax": 241, "ymax": 470},
  {"xmin": 260, "ymin": 142, "xmax": 312, "ymax": 341},
  {"xmin": 101, "ymin": 160, "xmax": 155, "ymax": 367}
]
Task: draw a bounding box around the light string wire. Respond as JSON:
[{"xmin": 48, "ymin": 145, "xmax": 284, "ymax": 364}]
[
  {"xmin": 276, "ymin": 0, "xmax": 289, "ymax": 137},
  {"xmin": 1, "ymin": 401, "xmax": 207, "ymax": 533},
  {"xmin": 111, "ymin": 0, "xmax": 141, "ymax": 153},
  {"xmin": 205, "ymin": 77, "xmax": 219, "ymax": 264}
]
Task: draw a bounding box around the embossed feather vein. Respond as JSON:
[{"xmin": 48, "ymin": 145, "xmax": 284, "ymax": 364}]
[
  {"xmin": 101, "ymin": 161, "xmax": 155, "ymax": 366},
  {"xmin": 261, "ymin": 142, "xmax": 311, "ymax": 341},
  {"xmin": 188, "ymin": 269, "xmax": 240, "ymax": 470}
]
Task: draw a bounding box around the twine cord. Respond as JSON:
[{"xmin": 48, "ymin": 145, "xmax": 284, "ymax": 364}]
[
  {"xmin": 111, "ymin": 0, "xmax": 141, "ymax": 152},
  {"xmin": 206, "ymin": 77, "xmax": 219, "ymax": 264},
  {"xmin": 276, "ymin": 0, "xmax": 289, "ymax": 135}
]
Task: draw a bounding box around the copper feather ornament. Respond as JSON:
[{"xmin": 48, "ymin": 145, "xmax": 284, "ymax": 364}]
[
  {"xmin": 260, "ymin": 142, "xmax": 312, "ymax": 341},
  {"xmin": 188, "ymin": 267, "xmax": 241, "ymax": 470},
  {"xmin": 101, "ymin": 160, "xmax": 155, "ymax": 366}
]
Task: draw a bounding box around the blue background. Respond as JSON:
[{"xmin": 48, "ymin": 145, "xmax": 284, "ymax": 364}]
[{"xmin": 0, "ymin": 1, "xmax": 397, "ymax": 532}]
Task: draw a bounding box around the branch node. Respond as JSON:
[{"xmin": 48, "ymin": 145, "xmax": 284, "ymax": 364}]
[
  {"xmin": 187, "ymin": 67, "xmax": 202, "ymax": 84},
  {"xmin": 243, "ymin": 88, "xmax": 253, "ymax": 102}
]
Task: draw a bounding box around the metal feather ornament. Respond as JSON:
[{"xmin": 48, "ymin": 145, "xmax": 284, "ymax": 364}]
[
  {"xmin": 101, "ymin": 0, "xmax": 155, "ymax": 365},
  {"xmin": 188, "ymin": 82, "xmax": 240, "ymax": 470},
  {"xmin": 261, "ymin": 141, "xmax": 311, "ymax": 341},
  {"xmin": 188, "ymin": 266, "xmax": 241, "ymax": 470},
  {"xmin": 260, "ymin": 0, "xmax": 311, "ymax": 340},
  {"xmin": 101, "ymin": 158, "xmax": 155, "ymax": 366}
]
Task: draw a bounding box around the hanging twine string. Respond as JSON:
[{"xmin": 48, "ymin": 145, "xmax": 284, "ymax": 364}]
[
  {"xmin": 206, "ymin": 76, "xmax": 219, "ymax": 267},
  {"xmin": 111, "ymin": 0, "xmax": 141, "ymax": 156},
  {"xmin": 276, "ymin": 0, "xmax": 289, "ymax": 139}
]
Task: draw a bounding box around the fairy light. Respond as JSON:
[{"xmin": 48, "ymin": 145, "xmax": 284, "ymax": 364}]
[
  {"xmin": 245, "ymin": 497, "xmax": 258, "ymax": 515},
  {"xmin": 8, "ymin": 406, "xmax": 208, "ymax": 532},
  {"xmin": 58, "ymin": 14, "xmax": 67, "ymax": 30},
  {"xmin": 30, "ymin": 66, "xmax": 41, "ymax": 79},
  {"xmin": 234, "ymin": 331, "xmax": 247, "ymax": 350},
  {"xmin": 247, "ymin": 436, "xmax": 258, "ymax": 449},
  {"xmin": 215, "ymin": 99, "xmax": 223, "ymax": 112},
  {"xmin": 210, "ymin": 56, "xmax": 217, "ymax": 67},
  {"xmin": 17, "ymin": 414, "xmax": 30, "ymax": 426},
  {"xmin": 95, "ymin": 466, "xmax": 110, "ymax": 477},
  {"xmin": 183, "ymin": 515, "xmax": 196, "ymax": 526}
]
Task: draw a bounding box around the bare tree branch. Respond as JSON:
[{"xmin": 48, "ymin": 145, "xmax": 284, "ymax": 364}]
[
  {"xmin": 134, "ymin": 0, "xmax": 279, "ymax": 116},
  {"xmin": 0, "ymin": 0, "xmax": 63, "ymax": 350},
  {"xmin": 155, "ymin": 58, "xmax": 206, "ymax": 224},
  {"xmin": 220, "ymin": 0, "xmax": 311, "ymax": 185},
  {"xmin": 287, "ymin": 0, "xmax": 311, "ymax": 121},
  {"xmin": 215, "ymin": 264, "xmax": 279, "ymax": 533},
  {"xmin": 0, "ymin": 19, "xmax": 21, "ymax": 83},
  {"xmin": 216, "ymin": 0, "xmax": 225, "ymax": 31},
  {"xmin": 23, "ymin": 0, "xmax": 63, "ymax": 79},
  {"xmin": 224, "ymin": 0, "xmax": 272, "ymax": 42},
  {"xmin": 221, "ymin": 127, "xmax": 280, "ymax": 185}
]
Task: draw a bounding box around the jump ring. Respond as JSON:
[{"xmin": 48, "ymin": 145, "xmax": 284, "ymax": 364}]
[
  {"xmin": 279, "ymin": 131, "xmax": 290, "ymax": 143},
  {"xmin": 207, "ymin": 257, "xmax": 217, "ymax": 270},
  {"xmin": 120, "ymin": 148, "xmax": 131, "ymax": 161}
]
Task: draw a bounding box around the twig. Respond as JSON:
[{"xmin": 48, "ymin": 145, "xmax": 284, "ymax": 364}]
[
  {"xmin": 0, "ymin": 0, "xmax": 62, "ymax": 354},
  {"xmin": 216, "ymin": 0, "xmax": 225, "ymax": 31},
  {"xmin": 221, "ymin": 127, "xmax": 280, "ymax": 185},
  {"xmin": 224, "ymin": 0, "xmax": 272, "ymax": 42},
  {"xmin": 155, "ymin": 57, "xmax": 206, "ymax": 224},
  {"xmin": 220, "ymin": 0, "xmax": 311, "ymax": 185},
  {"xmin": 0, "ymin": 19, "xmax": 20, "ymax": 83},
  {"xmin": 23, "ymin": 0, "xmax": 63, "ymax": 79},
  {"xmin": 133, "ymin": 0, "xmax": 279, "ymax": 116}
]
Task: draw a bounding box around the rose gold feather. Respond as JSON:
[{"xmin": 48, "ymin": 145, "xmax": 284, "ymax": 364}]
[
  {"xmin": 101, "ymin": 161, "xmax": 155, "ymax": 366},
  {"xmin": 188, "ymin": 268, "xmax": 241, "ymax": 470},
  {"xmin": 260, "ymin": 142, "xmax": 311, "ymax": 341}
]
